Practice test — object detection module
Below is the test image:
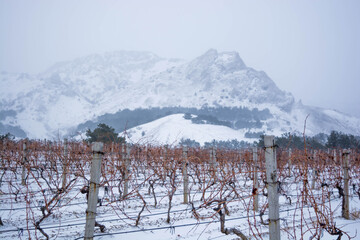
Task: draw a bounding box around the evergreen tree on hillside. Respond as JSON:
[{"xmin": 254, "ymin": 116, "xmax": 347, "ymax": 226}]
[
  {"xmin": 326, "ymin": 131, "xmax": 359, "ymax": 149},
  {"xmin": 256, "ymin": 133, "xmax": 325, "ymax": 150},
  {"xmin": 86, "ymin": 123, "xmax": 125, "ymax": 143},
  {"xmin": 326, "ymin": 131, "xmax": 339, "ymax": 148},
  {"xmin": 0, "ymin": 132, "xmax": 14, "ymax": 141}
]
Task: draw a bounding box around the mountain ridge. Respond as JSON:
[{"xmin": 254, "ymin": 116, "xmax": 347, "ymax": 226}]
[{"xmin": 1, "ymin": 49, "xmax": 359, "ymax": 139}]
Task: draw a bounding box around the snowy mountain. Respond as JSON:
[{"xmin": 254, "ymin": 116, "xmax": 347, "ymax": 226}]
[{"xmin": 1, "ymin": 49, "xmax": 360, "ymax": 140}]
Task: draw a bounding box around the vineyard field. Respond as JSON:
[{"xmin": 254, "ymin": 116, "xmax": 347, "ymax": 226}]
[{"xmin": 0, "ymin": 140, "xmax": 359, "ymax": 239}]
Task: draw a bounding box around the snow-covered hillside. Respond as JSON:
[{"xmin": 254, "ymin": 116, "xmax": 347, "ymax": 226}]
[
  {"xmin": 124, "ymin": 114, "xmax": 253, "ymax": 146},
  {"xmin": 1, "ymin": 49, "xmax": 360, "ymax": 139}
]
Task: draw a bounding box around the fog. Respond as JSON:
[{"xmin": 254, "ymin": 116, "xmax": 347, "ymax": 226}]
[{"xmin": 1, "ymin": 0, "xmax": 360, "ymax": 117}]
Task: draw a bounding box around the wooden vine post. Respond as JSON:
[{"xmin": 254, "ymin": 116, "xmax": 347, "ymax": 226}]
[
  {"xmin": 311, "ymin": 150, "xmax": 318, "ymax": 190},
  {"xmin": 342, "ymin": 149, "xmax": 350, "ymax": 219},
  {"xmin": 163, "ymin": 145, "xmax": 168, "ymax": 170},
  {"xmin": 84, "ymin": 142, "xmax": 104, "ymax": 240},
  {"xmin": 288, "ymin": 148, "xmax": 292, "ymax": 176},
  {"xmin": 0, "ymin": 139, "xmax": 4, "ymax": 167},
  {"xmin": 264, "ymin": 135, "xmax": 280, "ymax": 240},
  {"xmin": 62, "ymin": 138, "xmax": 68, "ymax": 191},
  {"xmin": 49, "ymin": 141, "xmax": 54, "ymax": 172},
  {"xmin": 182, "ymin": 146, "xmax": 189, "ymax": 204},
  {"xmin": 21, "ymin": 140, "xmax": 27, "ymax": 186},
  {"xmin": 122, "ymin": 143, "xmax": 130, "ymax": 197},
  {"xmin": 253, "ymin": 147, "xmax": 259, "ymax": 212},
  {"xmin": 210, "ymin": 147, "xmax": 217, "ymax": 179}
]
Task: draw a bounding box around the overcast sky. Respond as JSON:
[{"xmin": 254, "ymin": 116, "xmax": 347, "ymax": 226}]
[{"xmin": 1, "ymin": 0, "xmax": 360, "ymax": 117}]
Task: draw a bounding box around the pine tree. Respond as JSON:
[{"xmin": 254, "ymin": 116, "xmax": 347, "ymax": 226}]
[{"xmin": 86, "ymin": 123, "xmax": 125, "ymax": 143}]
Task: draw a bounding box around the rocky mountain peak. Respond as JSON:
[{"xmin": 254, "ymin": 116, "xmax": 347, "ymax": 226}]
[
  {"xmin": 216, "ymin": 51, "xmax": 246, "ymax": 70},
  {"xmin": 189, "ymin": 49, "xmax": 246, "ymax": 71}
]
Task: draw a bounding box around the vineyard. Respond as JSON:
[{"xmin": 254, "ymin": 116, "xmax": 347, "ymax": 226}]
[{"xmin": 0, "ymin": 138, "xmax": 359, "ymax": 239}]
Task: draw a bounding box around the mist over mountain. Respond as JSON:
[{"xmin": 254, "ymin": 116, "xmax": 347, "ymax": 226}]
[{"xmin": 1, "ymin": 49, "xmax": 359, "ymax": 141}]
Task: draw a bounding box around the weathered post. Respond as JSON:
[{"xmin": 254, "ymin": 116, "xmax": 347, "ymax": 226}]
[
  {"xmin": 123, "ymin": 143, "xmax": 130, "ymax": 197},
  {"xmin": 163, "ymin": 145, "xmax": 168, "ymax": 161},
  {"xmin": 342, "ymin": 149, "xmax": 350, "ymax": 219},
  {"xmin": 0, "ymin": 139, "xmax": 5, "ymax": 169},
  {"xmin": 62, "ymin": 138, "xmax": 68, "ymax": 191},
  {"xmin": 288, "ymin": 148, "xmax": 292, "ymax": 176},
  {"xmin": 84, "ymin": 142, "xmax": 104, "ymax": 240},
  {"xmin": 264, "ymin": 135, "xmax": 280, "ymax": 240},
  {"xmin": 210, "ymin": 147, "xmax": 217, "ymax": 179},
  {"xmin": 120, "ymin": 143, "xmax": 125, "ymax": 197},
  {"xmin": 311, "ymin": 150, "xmax": 318, "ymax": 189},
  {"xmin": 163, "ymin": 145, "xmax": 168, "ymax": 170},
  {"xmin": 21, "ymin": 141, "xmax": 27, "ymax": 186},
  {"xmin": 253, "ymin": 147, "xmax": 259, "ymax": 212},
  {"xmin": 182, "ymin": 146, "xmax": 189, "ymax": 204},
  {"xmin": 47, "ymin": 141, "xmax": 54, "ymax": 182}
]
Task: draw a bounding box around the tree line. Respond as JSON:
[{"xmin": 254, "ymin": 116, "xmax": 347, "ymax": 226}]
[
  {"xmin": 179, "ymin": 131, "xmax": 360, "ymax": 150},
  {"xmin": 256, "ymin": 131, "xmax": 360, "ymax": 150},
  {"xmin": 1, "ymin": 123, "xmax": 359, "ymax": 150}
]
